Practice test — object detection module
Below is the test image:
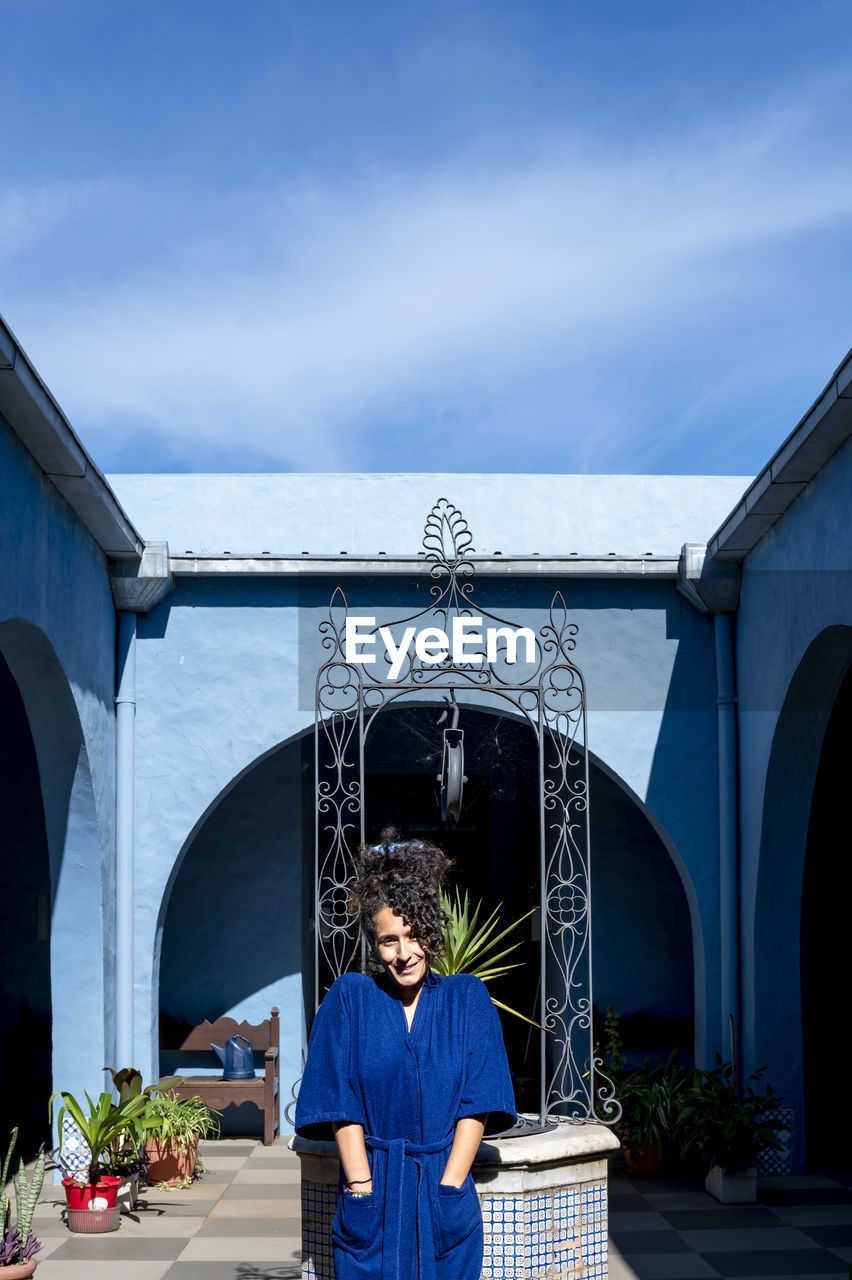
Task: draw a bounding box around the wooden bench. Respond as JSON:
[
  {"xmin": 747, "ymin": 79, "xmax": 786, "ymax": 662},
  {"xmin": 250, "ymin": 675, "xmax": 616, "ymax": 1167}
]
[{"xmin": 160, "ymin": 1008, "xmax": 280, "ymax": 1145}]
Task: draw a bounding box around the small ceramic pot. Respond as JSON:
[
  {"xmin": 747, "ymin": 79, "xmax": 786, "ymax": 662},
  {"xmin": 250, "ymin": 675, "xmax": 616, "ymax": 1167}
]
[
  {"xmin": 705, "ymin": 1162, "xmax": 757, "ymax": 1203},
  {"xmin": 117, "ymin": 1172, "xmax": 139, "ymax": 1212},
  {"xmin": 0, "ymin": 1259, "xmax": 37, "ymax": 1278}
]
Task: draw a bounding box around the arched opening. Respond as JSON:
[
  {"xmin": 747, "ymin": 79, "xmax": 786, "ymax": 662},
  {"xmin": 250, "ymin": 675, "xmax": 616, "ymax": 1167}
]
[
  {"xmin": 754, "ymin": 624, "xmax": 852, "ymax": 1171},
  {"xmin": 802, "ymin": 659, "xmax": 852, "ymax": 1168},
  {"xmin": 0, "ymin": 618, "xmax": 107, "ymax": 1155},
  {"xmin": 158, "ymin": 734, "xmax": 308, "ymax": 1132},
  {"xmin": 0, "ymin": 649, "xmax": 52, "ymax": 1153}
]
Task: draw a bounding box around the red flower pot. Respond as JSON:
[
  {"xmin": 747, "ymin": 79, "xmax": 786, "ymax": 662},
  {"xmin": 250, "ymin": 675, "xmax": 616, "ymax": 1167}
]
[{"xmin": 62, "ymin": 1175, "xmax": 122, "ymax": 1210}]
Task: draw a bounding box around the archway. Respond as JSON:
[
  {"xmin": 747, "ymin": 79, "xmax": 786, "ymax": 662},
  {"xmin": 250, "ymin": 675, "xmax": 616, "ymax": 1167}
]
[
  {"xmin": 754, "ymin": 624, "xmax": 852, "ymax": 1169},
  {"xmin": 802, "ymin": 658, "xmax": 852, "ymax": 1168},
  {"xmin": 0, "ymin": 650, "xmax": 52, "ymax": 1152},
  {"xmin": 158, "ymin": 734, "xmax": 308, "ymax": 1132},
  {"xmin": 0, "ymin": 619, "xmax": 107, "ymax": 1153}
]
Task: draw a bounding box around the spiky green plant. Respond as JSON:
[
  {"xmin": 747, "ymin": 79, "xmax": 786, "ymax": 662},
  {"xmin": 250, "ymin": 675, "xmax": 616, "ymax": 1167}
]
[
  {"xmin": 1, "ymin": 1128, "xmax": 45, "ymax": 1266},
  {"xmin": 143, "ymin": 1091, "xmax": 220, "ymax": 1153},
  {"xmin": 432, "ymin": 888, "xmax": 540, "ymax": 1026}
]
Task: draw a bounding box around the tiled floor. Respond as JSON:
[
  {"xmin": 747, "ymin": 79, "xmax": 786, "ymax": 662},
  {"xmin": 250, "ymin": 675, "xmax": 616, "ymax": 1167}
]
[
  {"xmin": 609, "ymin": 1169, "xmax": 852, "ymax": 1280},
  {"xmin": 24, "ymin": 1139, "xmax": 302, "ymax": 1280},
  {"xmin": 13, "ymin": 1142, "xmax": 852, "ymax": 1278}
]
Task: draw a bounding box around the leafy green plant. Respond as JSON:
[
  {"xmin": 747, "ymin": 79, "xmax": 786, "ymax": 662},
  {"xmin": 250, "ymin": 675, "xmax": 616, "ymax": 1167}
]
[
  {"xmin": 100, "ymin": 1066, "xmax": 185, "ymax": 1175},
  {"xmin": 48, "ymin": 1089, "xmax": 149, "ymax": 1184},
  {"xmin": 679, "ymin": 1056, "xmax": 784, "ymax": 1173},
  {"xmin": 617, "ymin": 1051, "xmax": 695, "ymax": 1169},
  {"xmin": 431, "ymin": 888, "xmax": 540, "ymax": 1026},
  {"xmin": 144, "ymin": 1092, "xmax": 220, "ymax": 1154},
  {"xmin": 103, "ymin": 1066, "xmax": 184, "ymax": 1107},
  {"xmin": 1, "ymin": 1128, "xmax": 45, "ymax": 1267}
]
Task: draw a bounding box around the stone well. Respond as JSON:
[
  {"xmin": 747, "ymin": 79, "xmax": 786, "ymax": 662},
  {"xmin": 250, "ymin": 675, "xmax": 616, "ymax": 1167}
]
[{"xmin": 293, "ymin": 1120, "xmax": 619, "ymax": 1279}]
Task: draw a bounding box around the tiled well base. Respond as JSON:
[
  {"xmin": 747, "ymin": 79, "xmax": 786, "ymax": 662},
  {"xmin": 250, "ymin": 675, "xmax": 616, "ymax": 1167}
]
[
  {"xmin": 294, "ymin": 1120, "xmax": 619, "ymax": 1280},
  {"xmin": 481, "ymin": 1181, "xmax": 607, "ymax": 1280}
]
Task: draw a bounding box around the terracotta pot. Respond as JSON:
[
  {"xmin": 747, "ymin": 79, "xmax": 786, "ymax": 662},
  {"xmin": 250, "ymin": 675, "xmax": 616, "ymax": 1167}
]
[
  {"xmin": 0, "ymin": 1260, "xmax": 37, "ymax": 1279},
  {"xmin": 145, "ymin": 1135, "xmax": 198, "ymax": 1187},
  {"xmin": 62, "ymin": 1175, "xmax": 122, "ymax": 1210},
  {"xmin": 623, "ymin": 1138, "xmax": 665, "ymax": 1176}
]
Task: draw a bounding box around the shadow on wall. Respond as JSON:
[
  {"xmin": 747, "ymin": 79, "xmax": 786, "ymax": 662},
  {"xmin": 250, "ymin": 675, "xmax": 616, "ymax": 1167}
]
[
  {"xmin": 159, "ymin": 737, "xmax": 304, "ymax": 1134},
  {"xmin": 590, "ymin": 764, "xmax": 694, "ymax": 1063},
  {"xmin": 643, "ymin": 591, "xmax": 718, "ymax": 1068}
]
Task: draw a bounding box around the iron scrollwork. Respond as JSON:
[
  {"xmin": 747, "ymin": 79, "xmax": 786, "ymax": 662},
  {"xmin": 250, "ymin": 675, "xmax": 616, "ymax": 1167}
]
[{"xmin": 314, "ymin": 497, "xmax": 620, "ymax": 1125}]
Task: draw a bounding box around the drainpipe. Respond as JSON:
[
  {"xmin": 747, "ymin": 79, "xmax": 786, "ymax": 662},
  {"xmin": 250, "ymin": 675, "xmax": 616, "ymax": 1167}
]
[
  {"xmin": 715, "ymin": 613, "xmax": 741, "ymax": 1074},
  {"xmin": 109, "ymin": 543, "xmax": 174, "ymax": 1074},
  {"xmin": 677, "ymin": 545, "xmax": 742, "ymax": 1071},
  {"xmin": 115, "ymin": 611, "xmax": 137, "ymax": 1068}
]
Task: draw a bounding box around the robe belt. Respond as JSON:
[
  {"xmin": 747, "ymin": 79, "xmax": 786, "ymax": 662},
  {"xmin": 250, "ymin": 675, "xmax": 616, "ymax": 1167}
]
[{"xmin": 364, "ymin": 1133, "xmax": 453, "ymax": 1280}]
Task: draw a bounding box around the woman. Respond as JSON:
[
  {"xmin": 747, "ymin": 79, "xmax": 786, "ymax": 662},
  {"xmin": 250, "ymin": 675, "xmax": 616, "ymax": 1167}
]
[{"xmin": 295, "ymin": 830, "xmax": 516, "ymax": 1280}]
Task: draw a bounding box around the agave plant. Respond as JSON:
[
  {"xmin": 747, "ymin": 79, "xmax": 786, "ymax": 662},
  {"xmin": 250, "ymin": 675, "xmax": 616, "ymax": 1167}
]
[{"xmin": 432, "ymin": 887, "xmax": 540, "ymax": 1026}]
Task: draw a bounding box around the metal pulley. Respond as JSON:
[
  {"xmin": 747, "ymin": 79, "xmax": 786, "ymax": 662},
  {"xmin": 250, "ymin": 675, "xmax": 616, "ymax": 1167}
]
[{"xmin": 437, "ymin": 695, "xmax": 466, "ymax": 824}]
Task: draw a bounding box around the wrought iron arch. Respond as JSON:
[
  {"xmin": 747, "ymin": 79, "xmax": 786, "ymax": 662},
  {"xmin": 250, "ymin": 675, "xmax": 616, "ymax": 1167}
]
[{"xmin": 314, "ymin": 498, "xmax": 618, "ymax": 1125}]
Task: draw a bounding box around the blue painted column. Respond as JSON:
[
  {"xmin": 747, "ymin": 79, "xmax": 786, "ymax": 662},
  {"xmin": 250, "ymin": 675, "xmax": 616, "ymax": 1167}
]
[
  {"xmin": 714, "ymin": 613, "xmax": 740, "ymax": 1072},
  {"xmin": 115, "ymin": 611, "xmax": 137, "ymax": 1068}
]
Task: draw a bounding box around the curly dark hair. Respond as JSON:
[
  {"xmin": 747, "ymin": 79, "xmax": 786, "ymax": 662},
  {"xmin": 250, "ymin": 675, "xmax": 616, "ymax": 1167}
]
[{"xmin": 349, "ymin": 827, "xmax": 453, "ymax": 955}]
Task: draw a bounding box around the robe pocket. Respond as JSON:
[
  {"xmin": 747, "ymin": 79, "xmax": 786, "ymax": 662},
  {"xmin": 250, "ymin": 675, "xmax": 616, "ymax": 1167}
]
[
  {"xmin": 332, "ymin": 1191, "xmax": 381, "ymax": 1251},
  {"xmin": 431, "ymin": 1179, "xmax": 482, "ymax": 1258}
]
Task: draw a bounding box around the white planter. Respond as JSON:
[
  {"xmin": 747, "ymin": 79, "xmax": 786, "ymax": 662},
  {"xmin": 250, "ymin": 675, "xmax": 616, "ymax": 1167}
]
[
  {"xmin": 116, "ymin": 1174, "xmax": 139, "ymax": 1213},
  {"xmin": 705, "ymin": 1163, "xmax": 757, "ymax": 1203}
]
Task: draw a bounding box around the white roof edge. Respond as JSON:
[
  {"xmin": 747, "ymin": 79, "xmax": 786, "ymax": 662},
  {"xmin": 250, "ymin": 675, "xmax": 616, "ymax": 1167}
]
[
  {"xmin": 0, "ymin": 313, "xmax": 143, "ymax": 559},
  {"xmin": 708, "ymin": 348, "xmax": 852, "ymax": 562}
]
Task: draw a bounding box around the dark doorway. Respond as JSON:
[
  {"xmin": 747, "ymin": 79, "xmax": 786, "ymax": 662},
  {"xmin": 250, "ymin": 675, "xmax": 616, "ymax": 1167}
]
[
  {"xmin": 0, "ymin": 651, "xmax": 52, "ymax": 1155},
  {"xmin": 801, "ymin": 660, "xmax": 852, "ymax": 1169}
]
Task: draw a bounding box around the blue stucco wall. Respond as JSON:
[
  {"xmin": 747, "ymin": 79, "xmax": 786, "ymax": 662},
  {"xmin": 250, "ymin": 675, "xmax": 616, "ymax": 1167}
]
[
  {"xmin": 109, "ymin": 472, "xmax": 750, "ymax": 557},
  {"xmin": 0, "ymin": 413, "xmax": 117, "ymax": 1124},
  {"xmin": 736, "ymin": 433, "xmax": 852, "ymax": 1166},
  {"xmin": 112, "ymin": 470, "xmax": 736, "ymax": 1101}
]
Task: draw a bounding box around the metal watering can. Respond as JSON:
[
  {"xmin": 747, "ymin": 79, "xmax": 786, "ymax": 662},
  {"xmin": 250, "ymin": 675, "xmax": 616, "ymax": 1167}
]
[{"xmin": 210, "ymin": 1034, "xmax": 255, "ymax": 1080}]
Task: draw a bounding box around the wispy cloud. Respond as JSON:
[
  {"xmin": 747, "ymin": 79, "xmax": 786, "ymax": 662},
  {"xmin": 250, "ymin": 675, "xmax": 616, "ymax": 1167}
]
[{"xmin": 4, "ymin": 82, "xmax": 852, "ymax": 473}]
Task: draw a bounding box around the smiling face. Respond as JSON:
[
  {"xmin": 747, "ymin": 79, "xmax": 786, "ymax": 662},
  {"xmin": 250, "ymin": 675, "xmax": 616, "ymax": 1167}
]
[{"xmin": 373, "ymin": 905, "xmax": 429, "ymax": 999}]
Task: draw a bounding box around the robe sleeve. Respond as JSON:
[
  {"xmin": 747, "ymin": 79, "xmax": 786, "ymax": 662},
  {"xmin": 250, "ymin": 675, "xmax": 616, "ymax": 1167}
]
[
  {"xmin": 295, "ymin": 975, "xmax": 367, "ymax": 1139},
  {"xmin": 456, "ymin": 976, "xmax": 517, "ymax": 1133}
]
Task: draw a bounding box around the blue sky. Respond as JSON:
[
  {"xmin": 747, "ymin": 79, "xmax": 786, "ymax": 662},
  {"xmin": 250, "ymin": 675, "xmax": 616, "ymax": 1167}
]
[{"xmin": 2, "ymin": 0, "xmax": 851, "ymax": 475}]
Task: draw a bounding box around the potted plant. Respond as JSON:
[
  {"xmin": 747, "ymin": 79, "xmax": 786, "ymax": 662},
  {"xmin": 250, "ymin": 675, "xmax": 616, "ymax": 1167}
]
[
  {"xmin": 679, "ymin": 1056, "xmax": 784, "ymax": 1202},
  {"xmin": 143, "ymin": 1092, "xmax": 220, "ymax": 1188},
  {"xmin": 616, "ymin": 1051, "xmax": 694, "ymax": 1175},
  {"xmin": 600, "ymin": 1008, "xmax": 694, "ymax": 1175},
  {"xmin": 1, "ymin": 1128, "xmax": 45, "ymax": 1278},
  {"xmin": 101, "ymin": 1067, "xmax": 184, "ymax": 1210},
  {"xmin": 48, "ymin": 1089, "xmax": 148, "ymax": 1232}
]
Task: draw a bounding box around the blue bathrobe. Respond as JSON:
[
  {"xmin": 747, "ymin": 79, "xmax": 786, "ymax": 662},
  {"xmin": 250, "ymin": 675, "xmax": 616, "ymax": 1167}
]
[{"xmin": 295, "ymin": 969, "xmax": 516, "ymax": 1280}]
